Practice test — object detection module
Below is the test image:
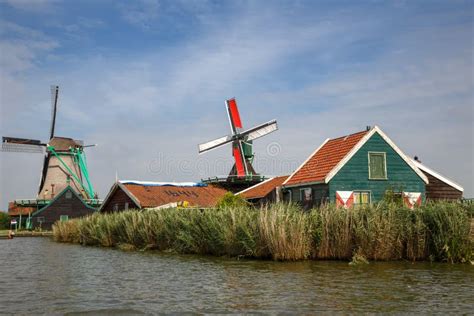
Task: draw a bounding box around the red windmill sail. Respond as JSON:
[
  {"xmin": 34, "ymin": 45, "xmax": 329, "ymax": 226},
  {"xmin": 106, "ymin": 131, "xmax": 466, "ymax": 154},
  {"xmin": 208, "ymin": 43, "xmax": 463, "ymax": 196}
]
[{"xmin": 226, "ymin": 98, "xmax": 243, "ymax": 131}]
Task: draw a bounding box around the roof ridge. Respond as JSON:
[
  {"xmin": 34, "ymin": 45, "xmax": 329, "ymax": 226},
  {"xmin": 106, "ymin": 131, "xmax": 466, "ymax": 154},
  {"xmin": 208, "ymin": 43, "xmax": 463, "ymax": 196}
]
[{"xmin": 329, "ymin": 129, "xmax": 368, "ymax": 141}]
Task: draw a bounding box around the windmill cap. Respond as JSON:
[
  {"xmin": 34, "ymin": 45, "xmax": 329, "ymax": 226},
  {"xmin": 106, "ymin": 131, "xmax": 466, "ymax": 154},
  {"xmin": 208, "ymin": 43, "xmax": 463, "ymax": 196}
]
[{"xmin": 49, "ymin": 137, "xmax": 83, "ymax": 151}]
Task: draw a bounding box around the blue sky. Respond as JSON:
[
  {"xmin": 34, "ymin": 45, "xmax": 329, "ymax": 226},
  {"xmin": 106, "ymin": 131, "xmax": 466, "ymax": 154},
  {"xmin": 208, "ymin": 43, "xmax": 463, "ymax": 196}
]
[{"xmin": 0, "ymin": 0, "xmax": 473, "ymax": 209}]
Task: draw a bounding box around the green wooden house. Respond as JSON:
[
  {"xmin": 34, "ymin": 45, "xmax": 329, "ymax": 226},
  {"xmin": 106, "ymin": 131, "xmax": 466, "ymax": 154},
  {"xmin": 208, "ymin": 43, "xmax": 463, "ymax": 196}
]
[{"xmin": 282, "ymin": 126, "xmax": 428, "ymax": 209}]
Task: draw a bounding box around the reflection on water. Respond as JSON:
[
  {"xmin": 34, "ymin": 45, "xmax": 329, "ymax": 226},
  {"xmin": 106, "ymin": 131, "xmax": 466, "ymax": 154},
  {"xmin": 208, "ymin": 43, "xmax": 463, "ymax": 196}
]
[{"xmin": 1, "ymin": 238, "xmax": 473, "ymax": 314}]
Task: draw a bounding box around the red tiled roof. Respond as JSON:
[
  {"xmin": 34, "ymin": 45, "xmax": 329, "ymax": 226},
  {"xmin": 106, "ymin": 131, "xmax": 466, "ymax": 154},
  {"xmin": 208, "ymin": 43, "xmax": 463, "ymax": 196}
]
[
  {"xmin": 239, "ymin": 176, "xmax": 288, "ymax": 199},
  {"xmin": 8, "ymin": 202, "xmax": 36, "ymax": 216},
  {"xmin": 284, "ymin": 130, "xmax": 369, "ymax": 186},
  {"xmin": 123, "ymin": 184, "xmax": 228, "ymax": 208}
]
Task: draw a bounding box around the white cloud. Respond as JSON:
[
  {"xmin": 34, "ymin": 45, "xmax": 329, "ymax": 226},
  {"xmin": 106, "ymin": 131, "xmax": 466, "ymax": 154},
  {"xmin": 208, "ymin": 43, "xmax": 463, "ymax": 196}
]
[{"xmin": 117, "ymin": 0, "xmax": 160, "ymax": 29}]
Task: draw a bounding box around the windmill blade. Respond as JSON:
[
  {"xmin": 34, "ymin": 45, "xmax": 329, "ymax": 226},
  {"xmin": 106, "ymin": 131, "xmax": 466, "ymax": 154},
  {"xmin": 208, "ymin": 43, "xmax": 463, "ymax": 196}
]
[
  {"xmin": 38, "ymin": 153, "xmax": 50, "ymax": 195},
  {"xmin": 226, "ymin": 98, "xmax": 243, "ymax": 134},
  {"xmin": 50, "ymin": 85, "xmax": 59, "ymax": 140},
  {"xmin": 232, "ymin": 140, "xmax": 247, "ymax": 177},
  {"xmin": 198, "ymin": 135, "xmax": 233, "ymax": 154},
  {"xmin": 241, "ymin": 120, "xmax": 278, "ymax": 142},
  {"xmin": 1, "ymin": 137, "xmax": 45, "ymax": 153}
]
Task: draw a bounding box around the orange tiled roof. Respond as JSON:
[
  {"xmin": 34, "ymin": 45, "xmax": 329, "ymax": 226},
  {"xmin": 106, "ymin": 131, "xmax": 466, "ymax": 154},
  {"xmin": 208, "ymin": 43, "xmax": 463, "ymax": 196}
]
[
  {"xmin": 284, "ymin": 130, "xmax": 368, "ymax": 186},
  {"xmin": 8, "ymin": 202, "xmax": 36, "ymax": 216},
  {"xmin": 123, "ymin": 184, "xmax": 228, "ymax": 208},
  {"xmin": 239, "ymin": 176, "xmax": 288, "ymax": 199}
]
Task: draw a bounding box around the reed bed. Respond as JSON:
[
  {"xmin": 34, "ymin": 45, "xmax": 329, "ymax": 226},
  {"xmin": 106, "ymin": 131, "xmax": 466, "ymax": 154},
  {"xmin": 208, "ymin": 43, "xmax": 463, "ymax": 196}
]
[{"xmin": 53, "ymin": 201, "xmax": 473, "ymax": 262}]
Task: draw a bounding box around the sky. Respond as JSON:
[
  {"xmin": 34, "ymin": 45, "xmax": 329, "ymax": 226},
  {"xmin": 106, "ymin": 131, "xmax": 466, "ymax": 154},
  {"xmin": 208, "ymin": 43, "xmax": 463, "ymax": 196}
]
[{"xmin": 0, "ymin": 0, "xmax": 473, "ymax": 210}]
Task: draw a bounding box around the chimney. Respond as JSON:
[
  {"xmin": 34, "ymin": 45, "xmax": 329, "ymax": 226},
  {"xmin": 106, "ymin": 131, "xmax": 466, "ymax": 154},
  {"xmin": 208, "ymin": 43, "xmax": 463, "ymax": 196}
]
[
  {"xmin": 366, "ymin": 125, "xmax": 371, "ymax": 131},
  {"xmin": 414, "ymin": 156, "xmax": 421, "ymax": 163}
]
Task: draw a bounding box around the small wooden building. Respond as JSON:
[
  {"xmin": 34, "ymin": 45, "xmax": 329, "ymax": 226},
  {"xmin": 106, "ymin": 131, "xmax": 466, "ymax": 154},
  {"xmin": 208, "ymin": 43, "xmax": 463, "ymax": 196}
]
[
  {"xmin": 29, "ymin": 186, "xmax": 98, "ymax": 229},
  {"xmin": 237, "ymin": 175, "xmax": 288, "ymax": 205},
  {"xmin": 412, "ymin": 159, "xmax": 463, "ymax": 200},
  {"xmin": 100, "ymin": 180, "xmax": 229, "ymax": 212},
  {"xmin": 282, "ymin": 126, "xmax": 429, "ymax": 209}
]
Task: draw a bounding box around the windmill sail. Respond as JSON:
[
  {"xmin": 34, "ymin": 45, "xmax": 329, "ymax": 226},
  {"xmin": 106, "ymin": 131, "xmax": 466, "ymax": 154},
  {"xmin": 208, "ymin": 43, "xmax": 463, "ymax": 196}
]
[
  {"xmin": 226, "ymin": 98, "xmax": 243, "ymax": 133},
  {"xmin": 50, "ymin": 85, "xmax": 59, "ymax": 140},
  {"xmin": 38, "ymin": 153, "xmax": 50, "ymax": 196},
  {"xmin": 232, "ymin": 140, "xmax": 247, "ymax": 177},
  {"xmin": 1, "ymin": 137, "xmax": 45, "ymax": 153},
  {"xmin": 241, "ymin": 120, "xmax": 278, "ymax": 142},
  {"xmin": 198, "ymin": 135, "xmax": 233, "ymax": 154}
]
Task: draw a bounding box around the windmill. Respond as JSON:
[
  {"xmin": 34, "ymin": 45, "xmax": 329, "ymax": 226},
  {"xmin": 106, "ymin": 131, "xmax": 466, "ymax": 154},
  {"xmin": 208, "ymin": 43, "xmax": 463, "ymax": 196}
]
[
  {"xmin": 1, "ymin": 85, "xmax": 96, "ymax": 201},
  {"xmin": 198, "ymin": 98, "xmax": 278, "ymax": 191}
]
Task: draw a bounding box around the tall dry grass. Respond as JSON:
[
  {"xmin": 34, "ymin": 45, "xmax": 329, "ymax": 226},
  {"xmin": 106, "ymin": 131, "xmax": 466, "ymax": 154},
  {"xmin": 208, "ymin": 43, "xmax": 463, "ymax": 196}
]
[{"xmin": 53, "ymin": 201, "xmax": 473, "ymax": 262}]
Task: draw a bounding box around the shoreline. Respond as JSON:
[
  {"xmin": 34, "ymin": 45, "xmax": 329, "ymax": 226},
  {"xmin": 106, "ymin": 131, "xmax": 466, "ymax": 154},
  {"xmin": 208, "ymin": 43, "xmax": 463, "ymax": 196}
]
[{"xmin": 0, "ymin": 230, "xmax": 53, "ymax": 239}]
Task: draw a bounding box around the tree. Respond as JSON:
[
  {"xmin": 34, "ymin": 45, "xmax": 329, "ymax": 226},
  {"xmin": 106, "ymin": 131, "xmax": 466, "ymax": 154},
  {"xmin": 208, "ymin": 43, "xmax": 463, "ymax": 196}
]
[
  {"xmin": 0, "ymin": 212, "xmax": 10, "ymax": 229},
  {"xmin": 216, "ymin": 192, "xmax": 250, "ymax": 209}
]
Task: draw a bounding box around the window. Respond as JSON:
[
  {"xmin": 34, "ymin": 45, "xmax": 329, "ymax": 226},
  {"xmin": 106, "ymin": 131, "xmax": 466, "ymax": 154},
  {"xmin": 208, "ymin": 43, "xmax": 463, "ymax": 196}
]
[
  {"xmin": 300, "ymin": 188, "xmax": 312, "ymax": 202},
  {"xmin": 124, "ymin": 202, "xmax": 129, "ymax": 211},
  {"xmin": 368, "ymin": 152, "xmax": 387, "ymax": 179},
  {"xmin": 353, "ymin": 191, "xmax": 370, "ymax": 205},
  {"xmin": 113, "ymin": 204, "xmax": 118, "ymax": 212},
  {"xmin": 60, "ymin": 215, "xmax": 69, "ymax": 222},
  {"xmin": 65, "ymin": 191, "xmax": 73, "ymax": 199}
]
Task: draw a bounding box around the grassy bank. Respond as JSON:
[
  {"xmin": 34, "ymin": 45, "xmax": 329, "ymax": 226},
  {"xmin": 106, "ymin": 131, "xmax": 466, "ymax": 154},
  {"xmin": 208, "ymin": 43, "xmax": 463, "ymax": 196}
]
[{"xmin": 53, "ymin": 202, "xmax": 473, "ymax": 263}]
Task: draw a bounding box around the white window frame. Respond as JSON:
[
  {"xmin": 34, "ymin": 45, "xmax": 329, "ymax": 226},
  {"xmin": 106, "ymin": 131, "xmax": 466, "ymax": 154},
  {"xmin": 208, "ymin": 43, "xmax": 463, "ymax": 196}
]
[{"xmin": 368, "ymin": 151, "xmax": 388, "ymax": 180}]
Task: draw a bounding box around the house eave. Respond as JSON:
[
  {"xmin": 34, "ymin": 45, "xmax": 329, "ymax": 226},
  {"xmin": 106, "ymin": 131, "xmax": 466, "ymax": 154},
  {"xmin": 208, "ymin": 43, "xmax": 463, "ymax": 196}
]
[{"xmin": 282, "ymin": 180, "xmax": 325, "ymax": 189}]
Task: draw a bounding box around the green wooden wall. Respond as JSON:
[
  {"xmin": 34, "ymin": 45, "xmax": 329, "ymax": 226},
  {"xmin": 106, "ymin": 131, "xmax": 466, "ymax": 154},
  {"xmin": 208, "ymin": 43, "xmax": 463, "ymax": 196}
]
[{"xmin": 328, "ymin": 132, "xmax": 425, "ymax": 202}]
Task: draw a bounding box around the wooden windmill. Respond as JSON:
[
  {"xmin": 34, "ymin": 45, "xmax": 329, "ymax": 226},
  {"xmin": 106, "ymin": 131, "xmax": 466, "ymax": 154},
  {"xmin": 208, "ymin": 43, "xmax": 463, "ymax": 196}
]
[
  {"xmin": 198, "ymin": 98, "xmax": 278, "ymax": 191},
  {"xmin": 1, "ymin": 85, "xmax": 96, "ymax": 201}
]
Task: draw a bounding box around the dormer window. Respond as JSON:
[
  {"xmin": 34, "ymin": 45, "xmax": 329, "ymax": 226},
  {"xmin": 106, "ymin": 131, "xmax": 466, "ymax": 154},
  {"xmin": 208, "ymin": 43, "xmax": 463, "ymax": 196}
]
[{"xmin": 368, "ymin": 152, "xmax": 387, "ymax": 179}]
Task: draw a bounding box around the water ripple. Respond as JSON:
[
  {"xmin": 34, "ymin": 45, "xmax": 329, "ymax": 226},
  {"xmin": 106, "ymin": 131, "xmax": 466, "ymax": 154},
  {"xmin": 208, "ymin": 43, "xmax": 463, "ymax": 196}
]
[{"xmin": 0, "ymin": 238, "xmax": 473, "ymax": 314}]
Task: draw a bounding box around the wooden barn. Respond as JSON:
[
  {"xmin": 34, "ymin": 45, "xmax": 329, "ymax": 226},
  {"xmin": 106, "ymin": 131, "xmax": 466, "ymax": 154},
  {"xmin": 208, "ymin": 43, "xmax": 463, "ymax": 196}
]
[
  {"xmin": 412, "ymin": 159, "xmax": 463, "ymax": 200},
  {"xmin": 281, "ymin": 126, "xmax": 429, "ymax": 209},
  {"xmin": 237, "ymin": 175, "xmax": 288, "ymax": 205},
  {"xmin": 100, "ymin": 180, "xmax": 229, "ymax": 212},
  {"xmin": 8, "ymin": 186, "xmax": 98, "ymax": 229}
]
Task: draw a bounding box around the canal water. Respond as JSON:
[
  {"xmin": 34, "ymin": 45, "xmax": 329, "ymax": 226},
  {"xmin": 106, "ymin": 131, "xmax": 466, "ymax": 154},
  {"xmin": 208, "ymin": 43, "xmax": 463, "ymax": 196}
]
[{"xmin": 1, "ymin": 238, "xmax": 473, "ymax": 314}]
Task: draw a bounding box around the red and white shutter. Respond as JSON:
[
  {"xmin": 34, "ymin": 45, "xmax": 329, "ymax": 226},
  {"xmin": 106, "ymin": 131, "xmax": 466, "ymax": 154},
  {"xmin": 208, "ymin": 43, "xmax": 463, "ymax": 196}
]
[
  {"xmin": 336, "ymin": 191, "xmax": 354, "ymax": 209},
  {"xmin": 403, "ymin": 192, "xmax": 422, "ymax": 209}
]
